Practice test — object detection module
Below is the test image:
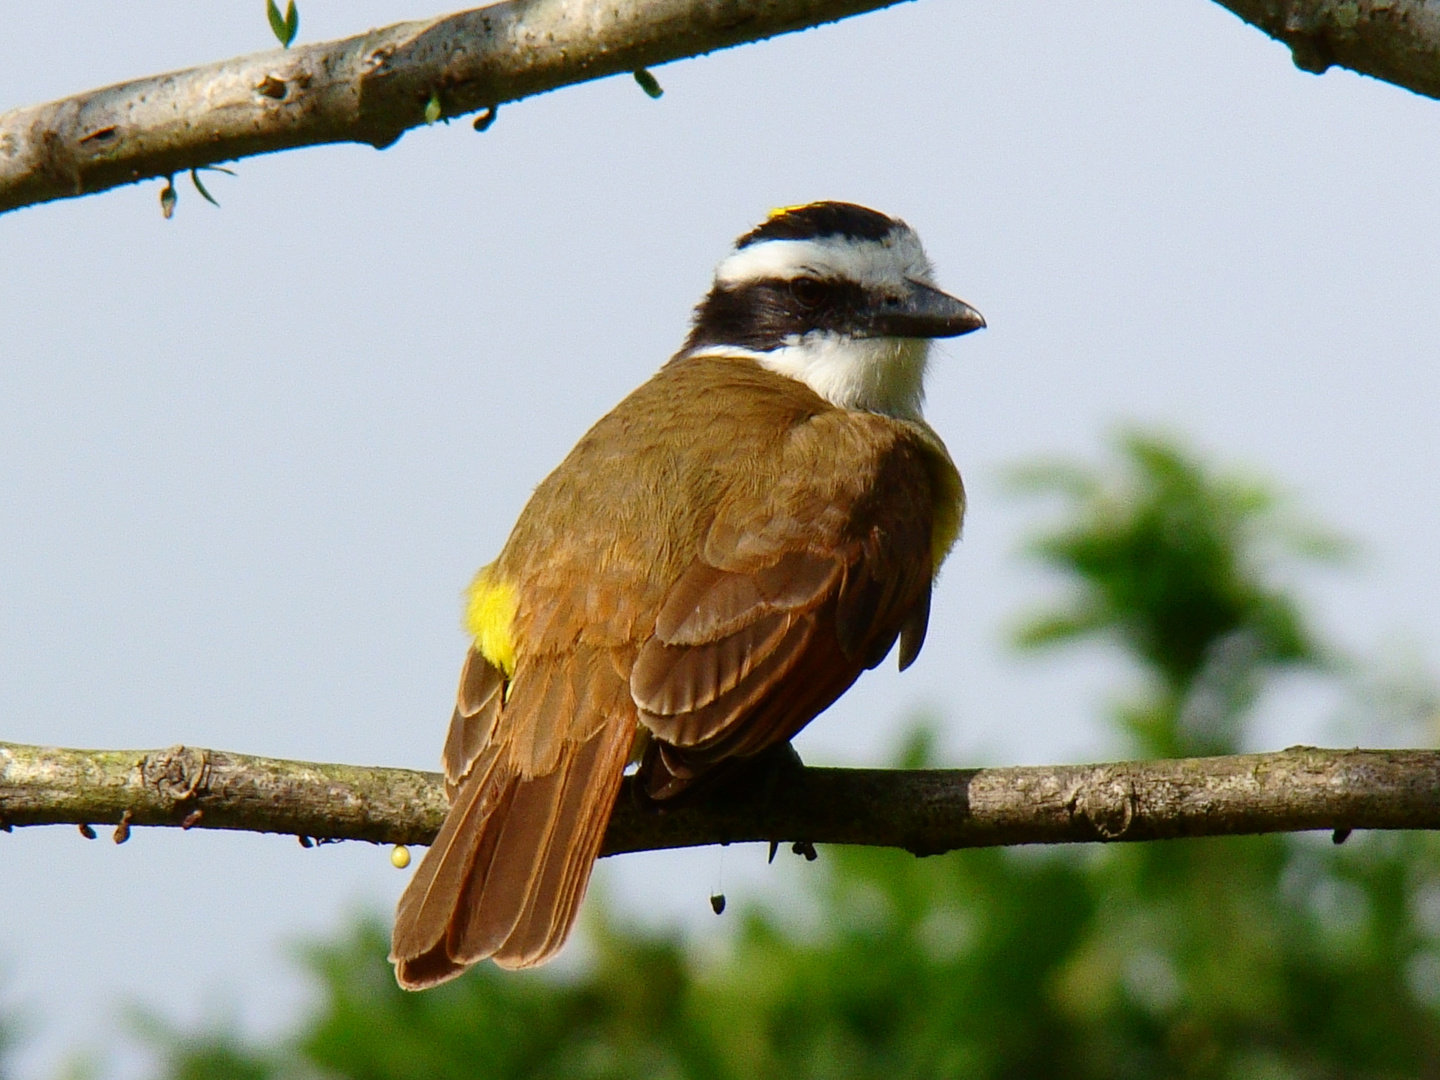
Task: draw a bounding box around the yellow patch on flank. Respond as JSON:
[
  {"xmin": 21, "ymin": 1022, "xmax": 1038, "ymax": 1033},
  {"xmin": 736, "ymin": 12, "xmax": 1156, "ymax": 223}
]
[{"xmin": 464, "ymin": 567, "xmax": 519, "ymax": 679}]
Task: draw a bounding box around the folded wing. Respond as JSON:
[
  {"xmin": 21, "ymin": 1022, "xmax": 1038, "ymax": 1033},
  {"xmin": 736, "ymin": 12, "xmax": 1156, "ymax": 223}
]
[{"xmin": 631, "ymin": 411, "xmax": 943, "ymax": 799}]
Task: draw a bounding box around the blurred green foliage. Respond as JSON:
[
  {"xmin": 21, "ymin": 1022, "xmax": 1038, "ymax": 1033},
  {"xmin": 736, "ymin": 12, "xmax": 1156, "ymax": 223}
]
[
  {"xmin": 1010, "ymin": 431, "xmax": 1341, "ymax": 757},
  {"xmin": 121, "ymin": 433, "xmax": 1440, "ymax": 1078}
]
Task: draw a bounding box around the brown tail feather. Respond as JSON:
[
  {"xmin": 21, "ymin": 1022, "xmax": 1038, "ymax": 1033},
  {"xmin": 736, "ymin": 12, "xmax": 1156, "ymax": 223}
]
[
  {"xmin": 446, "ymin": 765, "xmax": 571, "ymax": 963},
  {"xmin": 391, "ymin": 718, "xmax": 632, "ymax": 988},
  {"xmin": 390, "ymin": 748, "xmax": 503, "ymax": 961},
  {"xmin": 491, "ymin": 720, "xmax": 631, "ymax": 968}
]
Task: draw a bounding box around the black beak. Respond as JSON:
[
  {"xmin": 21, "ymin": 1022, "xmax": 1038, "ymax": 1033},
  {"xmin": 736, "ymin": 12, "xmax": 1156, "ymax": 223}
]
[{"xmin": 863, "ymin": 279, "xmax": 986, "ymax": 339}]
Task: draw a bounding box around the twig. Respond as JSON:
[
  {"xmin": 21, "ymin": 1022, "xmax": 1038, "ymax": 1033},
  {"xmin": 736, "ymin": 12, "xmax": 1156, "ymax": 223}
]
[{"xmin": 2, "ymin": 741, "xmax": 1438, "ymax": 857}]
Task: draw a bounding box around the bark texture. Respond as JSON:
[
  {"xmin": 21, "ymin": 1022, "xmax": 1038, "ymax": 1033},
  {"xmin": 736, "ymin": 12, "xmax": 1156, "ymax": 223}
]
[
  {"xmin": 1215, "ymin": 0, "xmax": 1440, "ymax": 95},
  {"xmin": 0, "ymin": 0, "xmax": 906, "ymax": 215},
  {"xmin": 2, "ymin": 741, "xmax": 1438, "ymax": 856}
]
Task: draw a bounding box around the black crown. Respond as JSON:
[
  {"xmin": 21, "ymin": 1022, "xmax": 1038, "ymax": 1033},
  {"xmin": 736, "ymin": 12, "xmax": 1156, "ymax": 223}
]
[{"xmin": 736, "ymin": 202, "xmax": 899, "ymax": 249}]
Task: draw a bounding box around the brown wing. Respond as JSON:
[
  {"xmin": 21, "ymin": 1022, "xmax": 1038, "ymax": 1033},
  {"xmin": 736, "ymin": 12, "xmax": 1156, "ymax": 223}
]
[
  {"xmin": 630, "ymin": 411, "xmax": 942, "ymax": 800},
  {"xmin": 390, "ymin": 645, "xmax": 635, "ymax": 987}
]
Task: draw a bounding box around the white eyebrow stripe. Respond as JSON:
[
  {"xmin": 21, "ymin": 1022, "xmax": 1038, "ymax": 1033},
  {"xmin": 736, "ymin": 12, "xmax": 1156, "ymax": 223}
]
[{"xmin": 714, "ymin": 232, "xmax": 934, "ymax": 289}]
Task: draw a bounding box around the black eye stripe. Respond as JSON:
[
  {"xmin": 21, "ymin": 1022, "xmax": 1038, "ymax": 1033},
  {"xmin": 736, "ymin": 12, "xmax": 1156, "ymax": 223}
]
[
  {"xmin": 789, "ymin": 277, "xmax": 827, "ymax": 308},
  {"xmin": 683, "ymin": 277, "xmax": 881, "ymax": 354}
]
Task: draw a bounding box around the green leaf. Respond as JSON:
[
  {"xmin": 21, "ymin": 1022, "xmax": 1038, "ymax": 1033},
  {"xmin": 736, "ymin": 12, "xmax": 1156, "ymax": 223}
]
[
  {"xmin": 633, "ymin": 68, "xmax": 664, "ymax": 99},
  {"xmin": 424, "ymin": 92, "xmax": 442, "ymax": 125},
  {"xmin": 266, "ymin": 0, "xmax": 298, "ymax": 48},
  {"xmin": 190, "ymin": 169, "xmax": 219, "ymax": 207}
]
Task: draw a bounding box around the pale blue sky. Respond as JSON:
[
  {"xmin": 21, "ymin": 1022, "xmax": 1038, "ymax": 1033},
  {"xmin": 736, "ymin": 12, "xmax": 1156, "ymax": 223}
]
[{"xmin": 3, "ymin": 1, "xmax": 1440, "ymax": 1074}]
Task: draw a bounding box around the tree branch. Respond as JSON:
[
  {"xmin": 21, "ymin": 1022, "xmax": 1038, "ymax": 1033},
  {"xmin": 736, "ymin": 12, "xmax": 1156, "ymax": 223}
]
[
  {"xmin": 1213, "ymin": 0, "xmax": 1440, "ymax": 97},
  {"xmin": 7, "ymin": 0, "xmax": 1440, "ymax": 218},
  {"xmin": 0, "ymin": 0, "xmax": 905, "ymax": 216},
  {"xmin": 3, "ymin": 741, "xmax": 1438, "ymax": 856}
]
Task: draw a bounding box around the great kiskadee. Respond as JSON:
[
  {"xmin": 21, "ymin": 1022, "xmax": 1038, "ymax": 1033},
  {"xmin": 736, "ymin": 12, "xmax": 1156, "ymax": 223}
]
[{"xmin": 390, "ymin": 202, "xmax": 985, "ymax": 988}]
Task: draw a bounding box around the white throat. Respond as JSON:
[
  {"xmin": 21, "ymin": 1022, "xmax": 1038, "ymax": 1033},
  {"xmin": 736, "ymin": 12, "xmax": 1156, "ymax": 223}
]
[{"xmin": 690, "ymin": 334, "xmax": 931, "ymax": 420}]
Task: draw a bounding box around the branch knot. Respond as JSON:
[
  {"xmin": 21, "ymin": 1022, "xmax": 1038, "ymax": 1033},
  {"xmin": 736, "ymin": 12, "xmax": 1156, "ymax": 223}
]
[
  {"xmin": 140, "ymin": 745, "xmax": 211, "ymax": 805},
  {"xmin": 1069, "ymin": 771, "xmax": 1138, "ymax": 840}
]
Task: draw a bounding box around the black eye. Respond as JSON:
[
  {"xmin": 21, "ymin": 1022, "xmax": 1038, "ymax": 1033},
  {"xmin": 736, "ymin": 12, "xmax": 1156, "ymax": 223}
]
[{"xmin": 789, "ymin": 276, "xmax": 825, "ymax": 309}]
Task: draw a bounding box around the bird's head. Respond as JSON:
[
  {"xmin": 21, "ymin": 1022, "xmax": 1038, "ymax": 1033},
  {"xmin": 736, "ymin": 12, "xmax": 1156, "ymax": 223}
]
[{"xmin": 681, "ymin": 202, "xmax": 984, "ymax": 419}]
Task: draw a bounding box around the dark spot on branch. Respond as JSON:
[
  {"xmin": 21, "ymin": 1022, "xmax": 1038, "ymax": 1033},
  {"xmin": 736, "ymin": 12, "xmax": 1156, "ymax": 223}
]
[
  {"xmin": 1333, "ymin": 827, "xmax": 1352, "ymax": 844},
  {"xmin": 256, "ymin": 75, "xmax": 288, "ymax": 100},
  {"xmin": 1286, "ymin": 31, "xmax": 1335, "ymax": 73},
  {"xmin": 79, "ymin": 126, "xmax": 118, "ymax": 144},
  {"xmin": 181, "ymin": 809, "xmax": 204, "ymax": 830},
  {"xmin": 78, "ymin": 823, "xmax": 96, "ymax": 840},
  {"xmin": 792, "ymin": 840, "xmax": 817, "ymax": 861}
]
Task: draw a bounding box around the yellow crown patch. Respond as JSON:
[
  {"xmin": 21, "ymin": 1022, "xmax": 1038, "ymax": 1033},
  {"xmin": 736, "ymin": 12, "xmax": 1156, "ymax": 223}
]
[{"xmin": 766, "ymin": 203, "xmax": 820, "ymax": 221}]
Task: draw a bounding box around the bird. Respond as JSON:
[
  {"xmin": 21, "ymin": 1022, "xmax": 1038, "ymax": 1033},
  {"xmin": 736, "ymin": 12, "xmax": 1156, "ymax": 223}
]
[{"xmin": 390, "ymin": 201, "xmax": 985, "ymax": 988}]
